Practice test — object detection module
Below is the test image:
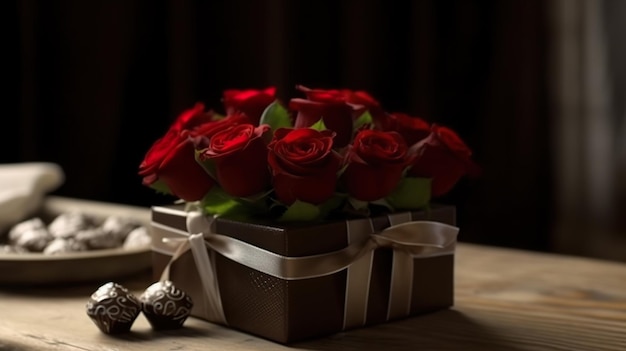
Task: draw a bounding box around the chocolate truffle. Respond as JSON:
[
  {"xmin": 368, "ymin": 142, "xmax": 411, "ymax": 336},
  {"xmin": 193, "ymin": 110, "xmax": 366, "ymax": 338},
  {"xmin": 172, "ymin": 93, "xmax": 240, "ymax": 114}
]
[
  {"xmin": 140, "ymin": 280, "xmax": 193, "ymax": 330},
  {"xmin": 86, "ymin": 282, "xmax": 141, "ymax": 334}
]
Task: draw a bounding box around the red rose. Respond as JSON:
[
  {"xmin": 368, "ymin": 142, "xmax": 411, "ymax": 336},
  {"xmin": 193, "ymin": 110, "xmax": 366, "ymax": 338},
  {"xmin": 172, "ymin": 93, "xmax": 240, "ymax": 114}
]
[
  {"xmin": 223, "ymin": 87, "xmax": 276, "ymax": 125},
  {"xmin": 297, "ymin": 85, "xmax": 390, "ymax": 132},
  {"xmin": 189, "ymin": 112, "xmax": 251, "ymax": 149},
  {"xmin": 338, "ymin": 89, "xmax": 390, "ymax": 131},
  {"xmin": 384, "ymin": 112, "xmax": 431, "ymax": 146},
  {"xmin": 200, "ymin": 124, "xmax": 271, "ymax": 197},
  {"xmin": 172, "ymin": 103, "xmax": 214, "ymax": 131},
  {"xmin": 342, "ymin": 129, "xmax": 412, "ymax": 201},
  {"xmin": 139, "ymin": 103, "xmax": 215, "ymax": 201},
  {"xmin": 268, "ymin": 128, "xmax": 341, "ymax": 205},
  {"xmin": 340, "ymin": 89, "xmax": 380, "ymax": 107},
  {"xmin": 290, "ymin": 85, "xmax": 365, "ymax": 147},
  {"xmin": 408, "ymin": 125, "xmax": 475, "ymax": 197}
]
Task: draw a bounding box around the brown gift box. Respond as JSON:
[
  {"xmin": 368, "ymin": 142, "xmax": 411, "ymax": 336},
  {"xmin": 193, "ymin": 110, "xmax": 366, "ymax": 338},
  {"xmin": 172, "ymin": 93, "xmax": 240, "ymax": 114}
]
[{"xmin": 150, "ymin": 205, "xmax": 457, "ymax": 343}]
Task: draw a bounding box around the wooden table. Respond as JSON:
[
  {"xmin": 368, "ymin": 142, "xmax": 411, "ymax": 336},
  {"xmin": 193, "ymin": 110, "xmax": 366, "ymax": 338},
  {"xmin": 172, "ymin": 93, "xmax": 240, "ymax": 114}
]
[{"xmin": 1, "ymin": 243, "xmax": 624, "ymax": 351}]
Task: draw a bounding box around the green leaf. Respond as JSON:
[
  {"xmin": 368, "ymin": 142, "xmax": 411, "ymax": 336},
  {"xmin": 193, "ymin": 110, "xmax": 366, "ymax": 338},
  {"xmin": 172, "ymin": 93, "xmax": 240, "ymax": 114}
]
[
  {"xmin": 195, "ymin": 149, "xmax": 217, "ymax": 180},
  {"xmin": 348, "ymin": 197, "xmax": 369, "ymax": 211},
  {"xmin": 318, "ymin": 193, "xmax": 347, "ymax": 218},
  {"xmin": 259, "ymin": 100, "xmax": 292, "ymax": 130},
  {"xmin": 239, "ymin": 188, "xmax": 274, "ymax": 203},
  {"xmin": 202, "ymin": 186, "xmax": 271, "ymax": 219},
  {"xmin": 278, "ymin": 200, "xmax": 321, "ymax": 222},
  {"xmin": 201, "ymin": 186, "xmax": 242, "ymax": 215},
  {"xmin": 386, "ymin": 177, "xmax": 431, "ymax": 210},
  {"xmin": 370, "ymin": 198, "xmax": 395, "ymax": 211},
  {"xmin": 211, "ymin": 112, "xmax": 226, "ymax": 120},
  {"xmin": 310, "ymin": 118, "xmax": 327, "ymax": 131},
  {"xmin": 149, "ymin": 179, "xmax": 171, "ymax": 195},
  {"xmin": 353, "ymin": 110, "xmax": 373, "ymax": 131}
]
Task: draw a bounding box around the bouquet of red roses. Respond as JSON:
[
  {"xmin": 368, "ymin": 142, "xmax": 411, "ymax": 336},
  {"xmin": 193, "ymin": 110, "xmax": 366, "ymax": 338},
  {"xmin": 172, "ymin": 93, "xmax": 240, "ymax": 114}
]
[{"xmin": 139, "ymin": 85, "xmax": 476, "ymax": 221}]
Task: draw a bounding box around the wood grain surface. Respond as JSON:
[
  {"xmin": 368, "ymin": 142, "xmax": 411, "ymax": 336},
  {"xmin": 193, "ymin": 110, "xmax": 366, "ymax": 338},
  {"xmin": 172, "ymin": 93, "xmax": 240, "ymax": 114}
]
[{"xmin": 1, "ymin": 243, "xmax": 624, "ymax": 351}]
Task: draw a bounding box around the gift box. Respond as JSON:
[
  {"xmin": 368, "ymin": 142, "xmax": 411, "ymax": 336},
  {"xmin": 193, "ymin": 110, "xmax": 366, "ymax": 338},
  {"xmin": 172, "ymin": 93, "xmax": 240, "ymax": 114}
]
[{"xmin": 150, "ymin": 204, "xmax": 457, "ymax": 343}]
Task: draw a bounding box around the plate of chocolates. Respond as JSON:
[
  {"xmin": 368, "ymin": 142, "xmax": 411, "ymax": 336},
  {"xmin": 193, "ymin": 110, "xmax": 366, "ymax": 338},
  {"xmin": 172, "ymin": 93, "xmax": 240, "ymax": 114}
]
[{"xmin": 0, "ymin": 196, "xmax": 153, "ymax": 285}]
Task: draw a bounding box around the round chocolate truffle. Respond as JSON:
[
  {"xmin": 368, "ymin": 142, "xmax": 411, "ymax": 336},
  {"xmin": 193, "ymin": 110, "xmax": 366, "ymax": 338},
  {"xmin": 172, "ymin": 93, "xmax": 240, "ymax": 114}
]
[
  {"xmin": 140, "ymin": 280, "xmax": 193, "ymax": 330},
  {"xmin": 86, "ymin": 282, "xmax": 141, "ymax": 334}
]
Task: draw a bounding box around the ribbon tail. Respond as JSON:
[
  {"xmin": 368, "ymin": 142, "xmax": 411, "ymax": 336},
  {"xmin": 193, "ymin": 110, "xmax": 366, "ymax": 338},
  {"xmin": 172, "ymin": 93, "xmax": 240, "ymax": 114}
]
[
  {"xmin": 387, "ymin": 212, "xmax": 414, "ymax": 320},
  {"xmin": 159, "ymin": 238, "xmax": 190, "ymax": 282},
  {"xmin": 343, "ymin": 251, "xmax": 374, "ymax": 329},
  {"xmin": 343, "ymin": 218, "xmax": 375, "ymax": 330},
  {"xmin": 387, "ymin": 251, "xmax": 413, "ymax": 320},
  {"xmin": 188, "ymin": 233, "xmax": 227, "ymax": 325}
]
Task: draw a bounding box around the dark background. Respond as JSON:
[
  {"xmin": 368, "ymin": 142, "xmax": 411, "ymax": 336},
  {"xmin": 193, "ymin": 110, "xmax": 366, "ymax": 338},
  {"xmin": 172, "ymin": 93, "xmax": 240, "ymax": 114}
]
[{"xmin": 6, "ymin": 1, "xmax": 552, "ymax": 252}]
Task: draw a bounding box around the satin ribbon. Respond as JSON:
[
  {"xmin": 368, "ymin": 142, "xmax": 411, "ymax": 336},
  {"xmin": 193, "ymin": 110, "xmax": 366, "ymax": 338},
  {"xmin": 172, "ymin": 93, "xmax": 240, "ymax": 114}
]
[{"xmin": 151, "ymin": 210, "xmax": 458, "ymax": 328}]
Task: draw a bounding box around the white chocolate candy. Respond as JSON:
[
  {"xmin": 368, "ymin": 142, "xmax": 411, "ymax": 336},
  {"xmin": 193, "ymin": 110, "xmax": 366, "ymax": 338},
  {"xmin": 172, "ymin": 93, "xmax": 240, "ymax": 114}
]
[
  {"xmin": 48, "ymin": 212, "xmax": 95, "ymax": 239},
  {"xmin": 101, "ymin": 216, "xmax": 141, "ymax": 242},
  {"xmin": 4, "ymin": 211, "xmax": 148, "ymax": 255},
  {"xmin": 11, "ymin": 227, "xmax": 53, "ymax": 252},
  {"xmin": 43, "ymin": 238, "xmax": 87, "ymax": 255},
  {"xmin": 8, "ymin": 217, "xmax": 46, "ymax": 243},
  {"xmin": 123, "ymin": 226, "xmax": 151, "ymax": 249},
  {"xmin": 0, "ymin": 244, "xmax": 27, "ymax": 254},
  {"xmin": 75, "ymin": 228, "xmax": 121, "ymax": 250}
]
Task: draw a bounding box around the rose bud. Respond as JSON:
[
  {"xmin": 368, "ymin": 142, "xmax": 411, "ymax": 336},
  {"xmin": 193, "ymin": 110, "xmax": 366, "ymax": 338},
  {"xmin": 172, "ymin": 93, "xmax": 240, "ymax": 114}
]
[
  {"xmin": 223, "ymin": 87, "xmax": 276, "ymax": 125},
  {"xmin": 268, "ymin": 128, "xmax": 341, "ymax": 205},
  {"xmin": 200, "ymin": 123, "xmax": 272, "ymax": 197},
  {"xmin": 384, "ymin": 112, "xmax": 431, "ymax": 145},
  {"xmin": 290, "ymin": 85, "xmax": 366, "ymax": 148},
  {"xmin": 189, "ymin": 112, "xmax": 251, "ymax": 149},
  {"xmin": 336, "ymin": 88, "xmax": 389, "ymax": 131},
  {"xmin": 409, "ymin": 124, "xmax": 477, "ymax": 197},
  {"xmin": 139, "ymin": 103, "xmax": 216, "ymax": 201},
  {"xmin": 342, "ymin": 129, "xmax": 412, "ymax": 201}
]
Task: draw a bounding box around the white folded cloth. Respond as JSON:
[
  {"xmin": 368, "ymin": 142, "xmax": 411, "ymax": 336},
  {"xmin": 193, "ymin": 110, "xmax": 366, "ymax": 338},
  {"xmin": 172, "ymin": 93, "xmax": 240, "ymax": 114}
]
[{"xmin": 0, "ymin": 163, "xmax": 65, "ymax": 234}]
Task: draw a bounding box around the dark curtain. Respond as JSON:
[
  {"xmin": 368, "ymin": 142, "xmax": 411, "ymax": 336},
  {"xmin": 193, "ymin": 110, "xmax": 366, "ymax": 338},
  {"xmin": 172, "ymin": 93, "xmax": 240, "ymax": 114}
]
[{"xmin": 7, "ymin": 0, "xmax": 551, "ymax": 251}]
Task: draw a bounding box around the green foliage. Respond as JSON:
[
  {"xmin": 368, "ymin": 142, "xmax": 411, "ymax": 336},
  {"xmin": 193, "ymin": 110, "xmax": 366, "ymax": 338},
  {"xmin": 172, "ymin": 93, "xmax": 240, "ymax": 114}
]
[
  {"xmin": 202, "ymin": 187, "xmax": 244, "ymax": 216},
  {"xmin": 348, "ymin": 197, "xmax": 370, "ymax": 211},
  {"xmin": 353, "ymin": 110, "xmax": 373, "ymax": 131},
  {"xmin": 195, "ymin": 149, "xmax": 217, "ymax": 180},
  {"xmin": 278, "ymin": 200, "xmax": 321, "ymax": 222},
  {"xmin": 149, "ymin": 179, "xmax": 171, "ymax": 195},
  {"xmin": 202, "ymin": 186, "xmax": 269, "ymax": 219},
  {"xmin": 259, "ymin": 100, "xmax": 292, "ymax": 130},
  {"xmin": 386, "ymin": 177, "xmax": 432, "ymax": 210},
  {"xmin": 310, "ymin": 118, "xmax": 328, "ymax": 131},
  {"xmin": 277, "ymin": 194, "xmax": 346, "ymax": 222}
]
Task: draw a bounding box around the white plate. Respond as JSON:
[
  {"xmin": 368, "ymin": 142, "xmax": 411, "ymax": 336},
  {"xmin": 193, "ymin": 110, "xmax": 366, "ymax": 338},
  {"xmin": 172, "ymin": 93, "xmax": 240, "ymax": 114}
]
[{"xmin": 0, "ymin": 196, "xmax": 153, "ymax": 285}]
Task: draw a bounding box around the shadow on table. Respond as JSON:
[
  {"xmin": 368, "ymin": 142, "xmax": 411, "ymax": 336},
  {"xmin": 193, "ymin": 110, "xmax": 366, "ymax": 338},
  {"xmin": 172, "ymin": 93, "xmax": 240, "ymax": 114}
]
[
  {"xmin": 294, "ymin": 309, "xmax": 523, "ymax": 351},
  {"xmin": 0, "ymin": 340, "xmax": 30, "ymax": 351},
  {"xmin": 0, "ymin": 270, "xmax": 153, "ymax": 297},
  {"xmin": 98, "ymin": 324, "xmax": 212, "ymax": 343}
]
